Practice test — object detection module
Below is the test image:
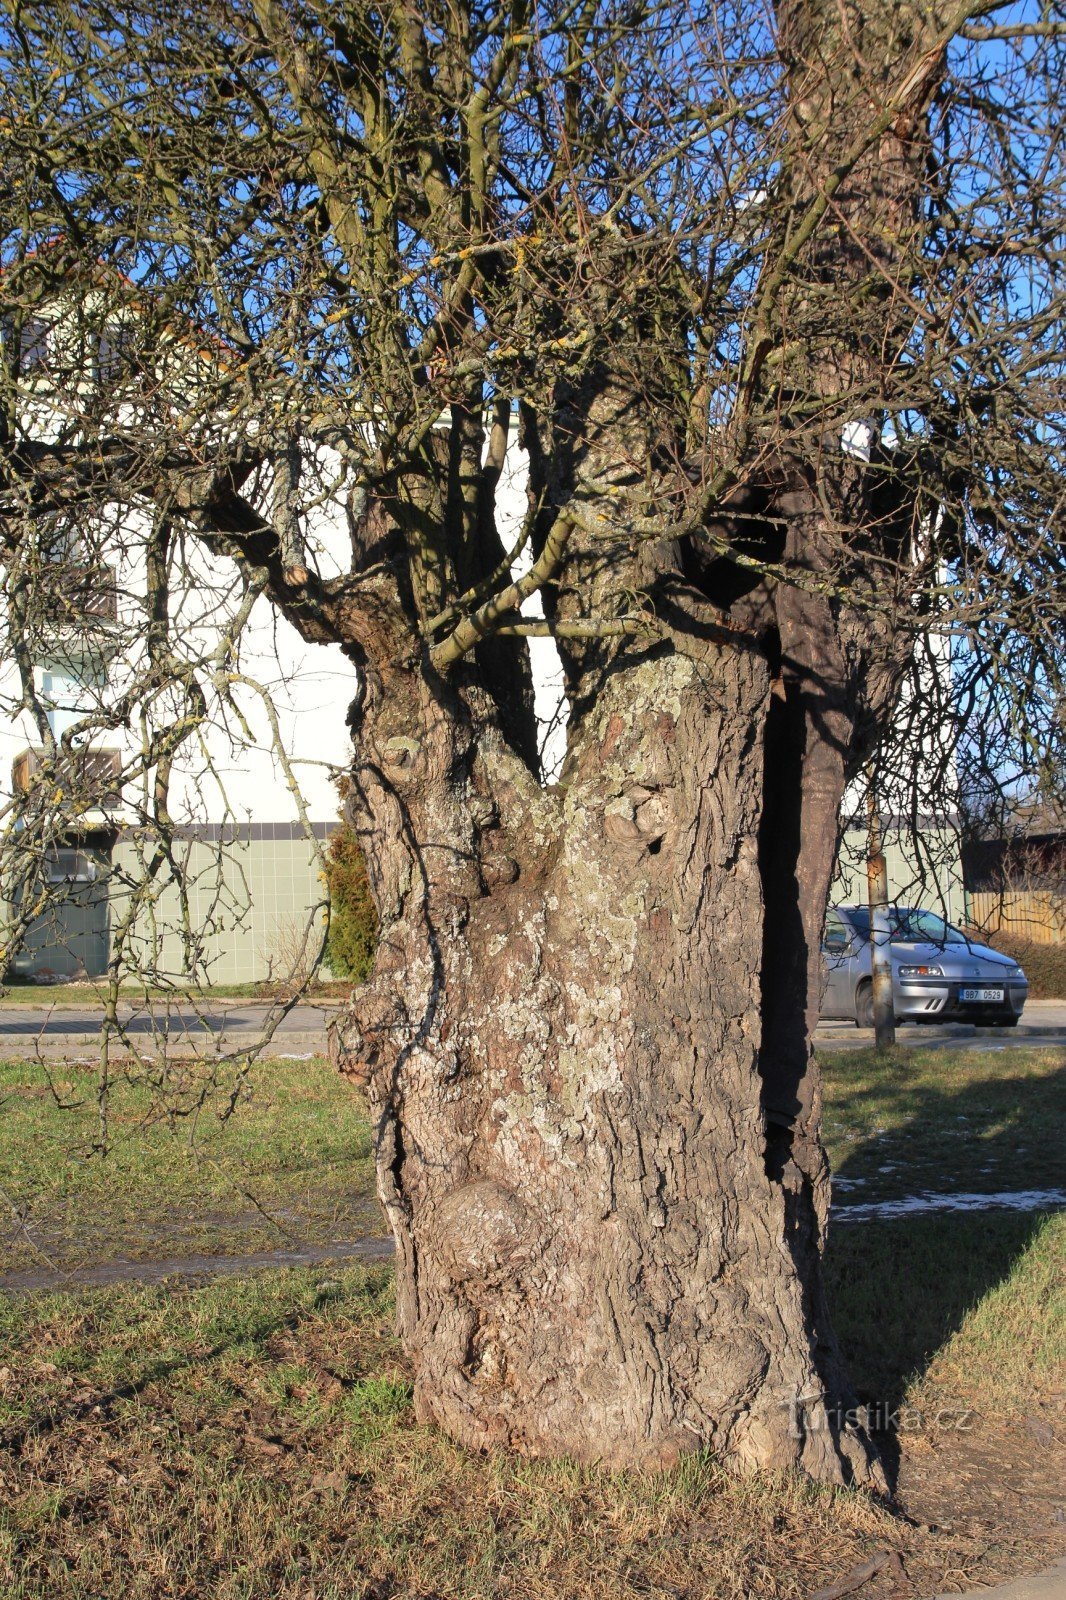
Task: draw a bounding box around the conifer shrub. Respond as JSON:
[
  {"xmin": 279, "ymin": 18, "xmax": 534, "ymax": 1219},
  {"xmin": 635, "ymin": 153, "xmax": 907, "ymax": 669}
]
[{"xmin": 324, "ymin": 815, "xmax": 378, "ymax": 983}]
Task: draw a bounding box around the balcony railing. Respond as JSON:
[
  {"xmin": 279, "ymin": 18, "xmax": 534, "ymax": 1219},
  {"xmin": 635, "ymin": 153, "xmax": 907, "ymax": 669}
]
[
  {"xmin": 12, "ymin": 747, "xmax": 123, "ymax": 811},
  {"xmin": 38, "ymin": 564, "xmax": 118, "ymax": 629}
]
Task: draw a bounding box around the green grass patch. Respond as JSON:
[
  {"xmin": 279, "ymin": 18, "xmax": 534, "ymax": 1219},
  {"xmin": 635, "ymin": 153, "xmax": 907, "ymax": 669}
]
[
  {"xmin": 0, "ymin": 1238, "xmax": 1059, "ymax": 1599},
  {"xmin": 0, "ymin": 981, "xmax": 352, "ymax": 1004},
  {"xmin": 910, "ymin": 1209, "xmax": 1065, "ymax": 1413},
  {"xmin": 0, "ymin": 1044, "xmax": 1063, "ymax": 1596},
  {"xmin": 0, "ymin": 1055, "xmax": 378, "ymax": 1273},
  {"xmin": 826, "ymin": 1211, "xmax": 1063, "ymax": 1411},
  {"xmin": 820, "ymin": 1045, "xmax": 1065, "ymax": 1412},
  {"xmin": 0, "ymin": 982, "xmax": 263, "ymax": 1004},
  {"xmin": 820, "ymin": 1043, "xmax": 1066, "ymax": 1203}
]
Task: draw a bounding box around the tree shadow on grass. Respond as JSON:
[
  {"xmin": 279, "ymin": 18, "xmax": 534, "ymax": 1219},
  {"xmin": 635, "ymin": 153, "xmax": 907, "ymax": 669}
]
[
  {"xmin": 823, "ymin": 1053, "xmax": 1065, "ymax": 1486},
  {"xmin": 0, "ymin": 1342, "xmax": 236, "ymax": 1456},
  {"xmin": 0, "ymin": 1269, "xmax": 387, "ymax": 1456}
]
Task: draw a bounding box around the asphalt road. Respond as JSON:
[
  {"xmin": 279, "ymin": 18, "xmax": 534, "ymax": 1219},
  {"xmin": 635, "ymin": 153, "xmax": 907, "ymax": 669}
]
[
  {"xmin": 0, "ymin": 998, "xmax": 344, "ymax": 1057},
  {"xmin": 0, "ymin": 997, "xmax": 1063, "ymax": 1057},
  {"xmin": 815, "ymin": 997, "xmax": 1066, "ymax": 1051}
]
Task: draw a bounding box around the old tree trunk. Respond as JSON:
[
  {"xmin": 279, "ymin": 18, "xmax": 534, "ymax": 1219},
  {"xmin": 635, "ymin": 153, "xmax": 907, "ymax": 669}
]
[
  {"xmin": 319, "ymin": 0, "xmax": 942, "ymax": 1484},
  {"xmin": 333, "ymin": 620, "xmax": 881, "ymax": 1482},
  {"xmin": 327, "ymin": 382, "xmax": 911, "ymax": 1485},
  {"xmin": 0, "ymin": 0, "xmax": 972, "ymax": 1482}
]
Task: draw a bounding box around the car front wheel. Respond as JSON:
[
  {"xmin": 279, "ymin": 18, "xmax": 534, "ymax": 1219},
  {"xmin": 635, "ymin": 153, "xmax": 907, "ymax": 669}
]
[{"xmin": 855, "ymin": 981, "xmax": 875, "ymax": 1030}]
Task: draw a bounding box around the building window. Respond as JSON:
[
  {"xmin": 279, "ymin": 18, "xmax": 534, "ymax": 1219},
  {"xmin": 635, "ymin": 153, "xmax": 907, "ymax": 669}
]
[
  {"xmin": 37, "ymin": 660, "xmax": 105, "ymax": 738},
  {"xmin": 37, "ymin": 512, "xmax": 80, "ymax": 565},
  {"xmin": 44, "ymin": 848, "xmax": 98, "ymax": 884},
  {"xmin": 95, "ymin": 324, "xmax": 142, "ymax": 384},
  {"xmin": 35, "ymin": 559, "xmax": 119, "ymax": 628},
  {"xmin": 12, "ymin": 746, "xmax": 122, "ymax": 809},
  {"xmin": 1, "ymin": 316, "xmax": 49, "ymax": 373}
]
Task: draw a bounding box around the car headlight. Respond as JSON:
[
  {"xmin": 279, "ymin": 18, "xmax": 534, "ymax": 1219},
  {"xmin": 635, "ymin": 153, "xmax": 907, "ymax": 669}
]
[
  {"xmin": 1007, "ymin": 966, "xmax": 1025, "ymax": 980},
  {"xmin": 898, "ymin": 964, "xmax": 943, "ymax": 977}
]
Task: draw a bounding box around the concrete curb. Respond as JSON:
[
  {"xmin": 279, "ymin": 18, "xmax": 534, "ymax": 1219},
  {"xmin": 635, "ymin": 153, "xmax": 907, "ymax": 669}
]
[
  {"xmin": 5, "ymin": 1027, "xmax": 1061, "ymax": 1059},
  {"xmin": 814, "ymin": 1025, "xmax": 1066, "ymax": 1041},
  {"xmin": 964, "ymin": 1026, "xmax": 1063, "ymax": 1037},
  {"xmin": 964, "ymin": 1029, "xmax": 1063, "ymax": 1039}
]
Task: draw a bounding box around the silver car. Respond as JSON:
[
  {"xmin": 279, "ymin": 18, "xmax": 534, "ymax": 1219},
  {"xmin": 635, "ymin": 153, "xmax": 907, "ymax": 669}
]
[{"xmin": 821, "ymin": 906, "xmax": 1029, "ymax": 1028}]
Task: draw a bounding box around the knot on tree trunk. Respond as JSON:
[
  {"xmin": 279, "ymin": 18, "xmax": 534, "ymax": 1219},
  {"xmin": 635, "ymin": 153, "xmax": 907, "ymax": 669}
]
[
  {"xmin": 434, "ymin": 1180, "xmax": 537, "ymax": 1285},
  {"xmin": 603, "ymin": 787, "xmax": 674, "ymax": 852},
  {"xmin": 480, "ymin": 852, "xmax": 520, "ymax": 888},
  {"xmin": 329, "ymin": 988, "xmax": 411, "ymax": 1090}
]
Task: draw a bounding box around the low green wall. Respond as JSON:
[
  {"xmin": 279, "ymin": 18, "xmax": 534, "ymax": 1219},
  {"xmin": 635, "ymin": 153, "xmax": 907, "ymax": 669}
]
[
  {"xmin": 108, "ymin": 830, "xmax": 331, "ymax": 985},
  {"xmin": 833, "ymin": 824, "xmax": 965, "ymax": 927}
]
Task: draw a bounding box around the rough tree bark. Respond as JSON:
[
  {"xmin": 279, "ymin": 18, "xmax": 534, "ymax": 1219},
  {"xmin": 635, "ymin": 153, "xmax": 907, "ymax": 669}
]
[{"xmin": 332, "ymin": 627, "xmax": 885, "ymax": 1480}]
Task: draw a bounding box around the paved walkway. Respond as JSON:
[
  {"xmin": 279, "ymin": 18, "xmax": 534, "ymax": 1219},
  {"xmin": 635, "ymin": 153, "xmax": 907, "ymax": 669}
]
[
  {"xmin": 0, "ymin": 1236, "xmax": 394, "ymax": 1295},
  {"xmin": 0, "ymin": 997, "xmax": 343, "ymax": 1057}
]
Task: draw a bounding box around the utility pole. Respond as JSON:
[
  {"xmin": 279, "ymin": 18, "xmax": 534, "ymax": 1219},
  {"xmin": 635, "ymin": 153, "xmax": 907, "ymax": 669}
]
[{"xmin": 866, "ymin": 784, "xmax": 896, "ymax": 1049}]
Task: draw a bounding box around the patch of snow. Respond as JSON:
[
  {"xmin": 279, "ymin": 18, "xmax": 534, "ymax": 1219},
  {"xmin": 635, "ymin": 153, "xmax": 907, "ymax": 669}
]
[{"xmin": 832, "ymin": 1189, "xmax": 1066, "ymax": 1223}]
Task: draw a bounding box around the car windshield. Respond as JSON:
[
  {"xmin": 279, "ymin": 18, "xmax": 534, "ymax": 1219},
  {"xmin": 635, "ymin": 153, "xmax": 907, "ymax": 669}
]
[{"xmin": 846, "ymin": 907, "xmax": 968, "ymax": 945}]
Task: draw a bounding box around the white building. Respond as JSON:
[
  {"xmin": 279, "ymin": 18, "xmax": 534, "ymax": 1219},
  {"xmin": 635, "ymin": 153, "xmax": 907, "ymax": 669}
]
[
  {"xmin": 0, "ymin": 304, "xmax": 963, "ymax": 985},
  {"xmin": 0, "ymin": 296, "xmax": 360, "ymax": 980},
  {"xmin": 0, "ymin": 540, "xmax": 359, "ymax": 981}
]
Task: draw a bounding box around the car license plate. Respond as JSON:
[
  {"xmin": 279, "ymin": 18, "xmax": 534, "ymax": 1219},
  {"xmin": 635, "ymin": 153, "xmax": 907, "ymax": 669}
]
[{"xmin": 959, "ymin": 987, "xmax": 1004, "ymax": 1003}]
